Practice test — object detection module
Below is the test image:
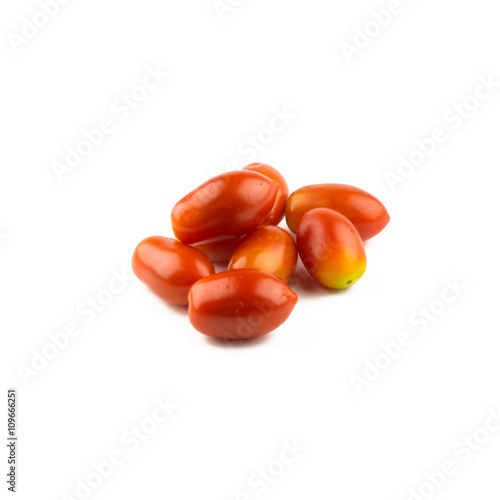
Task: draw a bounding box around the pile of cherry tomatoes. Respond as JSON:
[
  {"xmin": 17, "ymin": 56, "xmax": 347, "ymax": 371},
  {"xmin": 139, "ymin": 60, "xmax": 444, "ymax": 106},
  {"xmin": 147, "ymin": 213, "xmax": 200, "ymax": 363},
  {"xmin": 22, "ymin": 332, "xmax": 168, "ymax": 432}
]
[{"xmin": 132, "ymin": 163, "xmax": 390, "ymax": 341}]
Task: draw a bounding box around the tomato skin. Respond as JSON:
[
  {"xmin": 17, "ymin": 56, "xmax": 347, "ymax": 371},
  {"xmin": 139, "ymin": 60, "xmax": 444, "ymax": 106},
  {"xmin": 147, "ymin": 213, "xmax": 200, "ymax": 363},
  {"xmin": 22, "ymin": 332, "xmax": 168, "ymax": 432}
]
[
  {"xmin": 286, "ymin": 184, "xmax": 390, "ymax": 240},
  {"xmin": 228, "ymin": 226, "xmax": 297, "ymax": 282},
  {"xmin": 243, "ymin": 163, "xmax": 289, "ymax": 225},
  {"xmin": 132, "ymin": 236, "xmax": 215, "ymax": 306},
  {"xmin": 296, "ymin": 208, "xmax": 366, "ymax": 289},
  {"xmin": 171, "ymin": 171, "xmax": 279, "ymax": 244},
  {"xmin": 194, "ymin": 236, "xmax": 245, "ymax": 263},
  {"xmin": 188, "ymin": 269, "xmax": 298, "ymax": 340}
]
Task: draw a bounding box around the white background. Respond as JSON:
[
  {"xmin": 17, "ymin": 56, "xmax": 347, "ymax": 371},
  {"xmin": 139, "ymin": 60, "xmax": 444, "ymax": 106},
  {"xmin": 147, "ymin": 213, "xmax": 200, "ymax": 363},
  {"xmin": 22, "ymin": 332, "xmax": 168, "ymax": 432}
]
[{"xmin": 2, "ymin": 0, "xmax": 500, "ymax": 499}]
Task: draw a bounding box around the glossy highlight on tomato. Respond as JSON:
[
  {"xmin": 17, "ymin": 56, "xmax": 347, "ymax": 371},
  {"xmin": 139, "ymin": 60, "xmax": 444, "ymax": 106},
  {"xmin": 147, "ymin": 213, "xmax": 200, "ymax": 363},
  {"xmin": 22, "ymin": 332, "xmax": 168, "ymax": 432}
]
[
  {"xmin": 132, "ymin": 236, "xmax": 215, "ymax": 306},
  {"xmin": 188, "ymin": 269, "xmax": 298, "ymax": 340},
  {"xmin": 296, "ymin": 208, "xmax": 367, "ymax": 289},
  {"xmin": 286, "ymin": 183, "xmax": 390, "ymax": 240},
  {"xmin": 171, "ymin": 171, "xmax": 279, "ymax": 244},
  {"xmin": 243, "ymin": 163, "xmax": 289, "ymax": 225},
  {"xmin": 228, "ymin": 226, "xmax": 297, "ymax": 282}
]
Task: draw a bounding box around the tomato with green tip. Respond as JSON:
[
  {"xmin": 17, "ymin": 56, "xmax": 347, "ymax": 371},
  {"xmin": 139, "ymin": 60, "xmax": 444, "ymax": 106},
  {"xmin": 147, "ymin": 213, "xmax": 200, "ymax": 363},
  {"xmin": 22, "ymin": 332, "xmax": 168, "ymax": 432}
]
[
  {"xmin": 228, "ymin": 226, "xmax": 297, "ymax": 282},
  {"xmin": 296, "ymin": 208, "xmax": 366, "ymax": 289},
  {"xmin": 243, "ymin": 163, "xmax": 289, "ymax": 225},
  {"xmin": 132, "ymin": 236, "xmax": 215, "ymax": 306},
  {"xmin": 286, "ymin": 183, "xmax": 390, "ymax": 240}
]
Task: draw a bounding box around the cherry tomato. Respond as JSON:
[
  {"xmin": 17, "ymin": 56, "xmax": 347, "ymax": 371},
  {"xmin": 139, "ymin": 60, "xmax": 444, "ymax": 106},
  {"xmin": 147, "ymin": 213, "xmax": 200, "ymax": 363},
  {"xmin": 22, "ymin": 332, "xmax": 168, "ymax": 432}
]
[
  {"xmin": 132, "ymin": 236, "xmax": 215, "ymax": 306},
  {"xmin": 286, "ymin": 183, "xmax": 390, "ymax": 240},
  {"xmin": 243, "ymin": 163, "xmax": 289, "ymax": 225},
  {"xmin": 171, "ymin": 171, "xmax": 279, "ymax": 244},
  {"xmin": 188, "ymin": 269, "xmax": 298, "ymax": 340},
  {"xmin": 228, "ymin": 226, "xmax": 297, "ymax": 282},
  {"xmin": 296, "ymin": 208, "xmax": 366, "ymax": 289},
  {"xmin": 194, "ymin": 236, "xmax": 245, "ymax": 263}
]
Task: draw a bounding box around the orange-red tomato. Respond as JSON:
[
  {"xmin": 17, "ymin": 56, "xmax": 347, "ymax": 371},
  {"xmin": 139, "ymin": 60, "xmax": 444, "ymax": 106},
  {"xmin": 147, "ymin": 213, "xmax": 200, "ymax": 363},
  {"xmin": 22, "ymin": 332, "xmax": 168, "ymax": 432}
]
[
  {"xmin": 296, "ymin": 208, "xmax": 366, "ymax": 289},
  {"xmin": 228, "ymin": 226, "xmax": 297, "ymax": 282},
  {"xmin": 132, "ymin": 236, "xmax": 215, "ymax": 306},
  {"xmin": 243, "ymin": 163, "xmax": 289, "ymax": 225},
  {"xmin": 194, "ymin": 236, "xmax": 245, "ymax": 263},
  {"xmin": 188, "ymin": 269, "xmax": 298, "ymax": 340},
  {"xmin": 286, "ymin": 184, "xmax": 390, "ymax": 240},
  {"xmin": 171, "ymin": 171, "xmax": 279, "ymax": 244}
]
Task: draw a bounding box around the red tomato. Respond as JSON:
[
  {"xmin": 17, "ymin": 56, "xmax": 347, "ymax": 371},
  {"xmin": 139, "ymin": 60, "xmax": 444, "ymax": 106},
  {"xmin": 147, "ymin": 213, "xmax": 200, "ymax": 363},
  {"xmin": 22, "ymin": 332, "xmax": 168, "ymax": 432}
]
[
  {"xmin": 188, "ymin": 269, "xmax": 298, "ymax": 340},
  {"xmin": 132, "ymin": 236, "xmax": 215, "ymax": 306},
  {"xmin": 194, "ymin": 236, "xmax": 245, "ymax": 263},
  {"xmin": 228, "ymin": 226, "xmax": 297, "ymax": 282},
  {"xmin": 171, "ymin": 171, "xmax": 279, "ymax": 244},
  {"xmin": 296, "ymin": 208, "xmax": 366, "ymax": 289},
  {"xmin": 243, "ymin": 163, "xmax": 289, "ymax": 225},
  {"xmin": 286, "ymin": 184, "xmax": 390, "ymax": 240}
]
